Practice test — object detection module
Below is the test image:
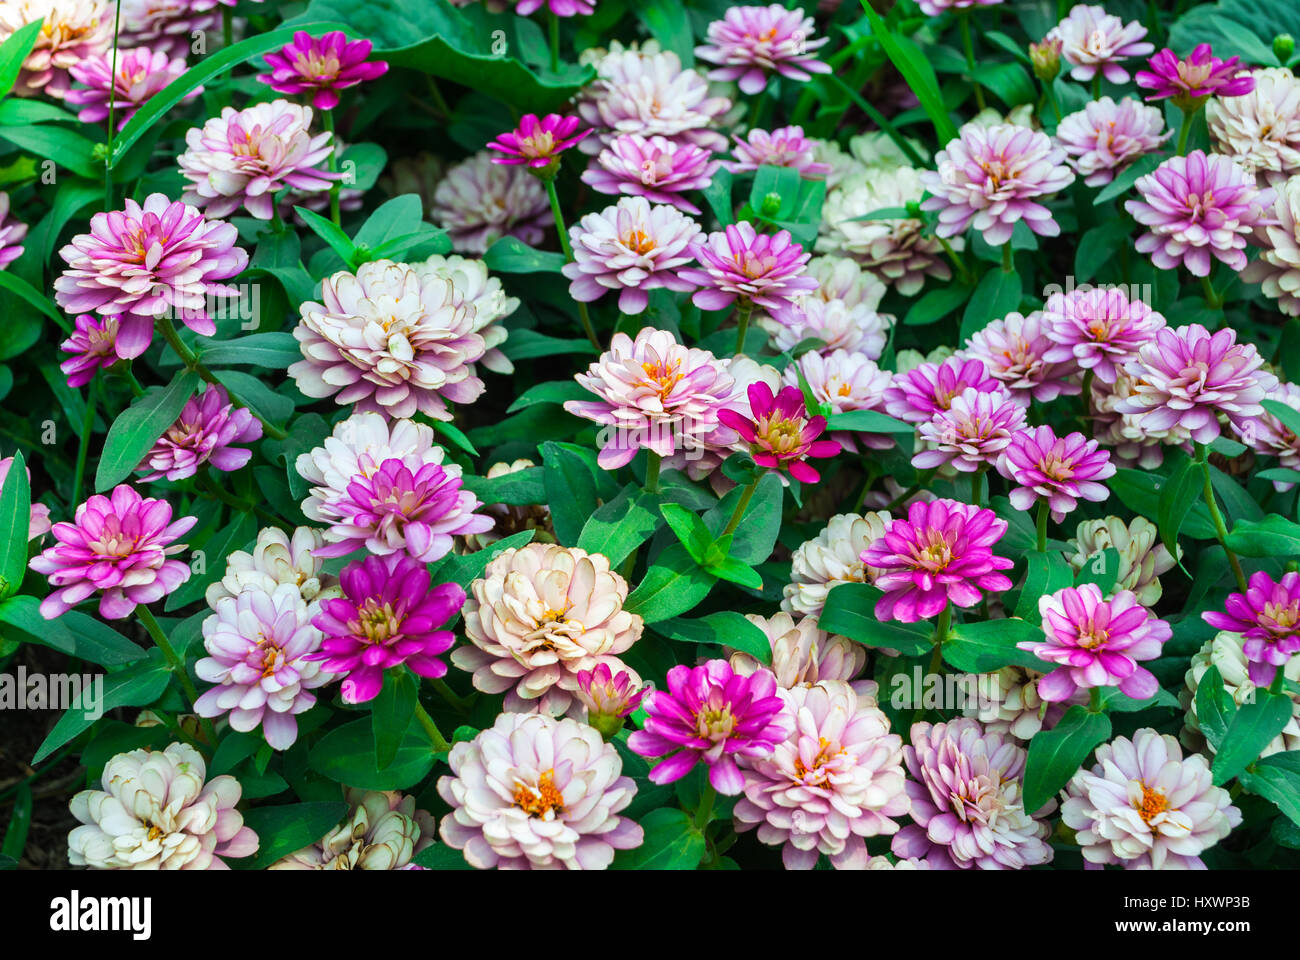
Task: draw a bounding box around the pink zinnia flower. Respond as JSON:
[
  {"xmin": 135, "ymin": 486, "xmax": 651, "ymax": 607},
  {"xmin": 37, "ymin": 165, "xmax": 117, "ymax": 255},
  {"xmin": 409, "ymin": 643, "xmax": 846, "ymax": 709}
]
[
  {"xmin": 998, "ymin": 425, "xmax": 1115, "ymax": 522},
  {"xmin": 514, "ymin": 0, "xmax": 594, "ymax": 16},
  {"xmin": 312, "ymin": 458, "xmax": 491, "ymax": 563},
  {"xmin": 718, "ymin": 382, "xmax": 840, "ymax": 483},
  {"xmin": 581, "ymin": 134, "xmax": 719, "ymax": 214},
  {"xmin": 564, "ymin": 327, "xmax": 737, "ymax": 469},
  {"xmin": 916, "ymin": 0, "xmax": 1002, "ymax": 15},
  {"xmin": 117, "ymin": 0, "xmax": 256, "ymax": 60},
  {"xmin": 575, "ymin": 663, "xmax": 646, "ymax": 722},
  {"xmin": 562, "ymin": 196, "xmax": 702, "ymax": 314},
  {"xmin": 1021, "ymin": 584, "xmax": 1171, "ymax": 701},
  {"xmin": 179, "ymin": 100, "xmax": 343, "ymax": 220},
  {"xmin": 1046, "ymin": 4, "xmax": 1153, "ymax": 84},
  {"xmin": 627, "ymin": 660, "xmax": 793, "ymax": 795},
  {"xmin": 695, "ymin": 4, "xmax": 830, "ymax": 95},
  {"xmin": 1203, "ymin": 571, "xmax": 1300, "ymax": 687},
  {"xmin": 54, "ymin": 194, "xmax": 248, "ymax": 358},
  {"xmin": 308, "ymin": 553, "xmax": 465, "ymax": 704},
  {"xmin": 860, "ymin": 499, "xmax": 1014, "ymax": 623},
  {"xmin": 30, "ymin": 485, "xmax": 196, "ymax": 620},
  {"xmin": 257, "ymin": 30, "xmax": 388, "ymax": 111},
  {"xmin": 67, "ymin": 46, "xmax": 197, "ymax": 131},
  {"xmin": 0, "ymin": 191, "xmax": 26, "ymax": 269},
  {"xmin": 785, "ymin": 349, "xmax": 893, "ymax": 453},
  {"xmin": 136, "ymin": 384, "xmax": 262, "ymax": 483},
  {"xmin": 488, "ymin": 113, "xmax": 590, "ymax": 171},
  {"xmin": 1055, "ymin": 97, "xmax": 1170, "ymax": 187},
  {"xmin": 920, "ymin": 123, "xmax": 1075, "ymax": 245},
  {"xmin": 1136, "ymin": 44, "xmax": 1255, "ymax": 110},
  {"xmin": 962, "ymin": 310, "xmax": 1080, "ymax": 405},
  {"xmin": 892, "ymin": 718, "xmax": 1054, "ymax": 870},
  {"xmin": 1233, "ymin": 382, "xmax": 1300, "ymax": 492},
  {"xmin": 1125, "ymin": 151, "xmax": 1273, "ymax": 277},
  {"xmin": 59, "ymin": 314, "xmax": 119, "ymax": 388},
  {"xmin": 0, "ymin": 457, "xmax": 50, "ymax": 541},
  {"xmin": 0, "ymin": 0, "xmax": 112, "ymax": 99},
  {"xmin": 432, "ymin": 151, "xmax": 551, "ymax": 254},
  {"xmin": 725, "ymin": 126, "xmax": 831, "ymax": 180},
  {"xmin": 680, "ymin": 221, "xmax": 818, "ymax": 312},
  {"xmin": 883, "ymin": 357, "xmax": 999, "ymax": 424},
  {"xmin": 766, "ymin": 297, "xmax": 889, "ymax": 360},
  {"xmin": 914, "ymin": 386, "xmax": 1027, "ymax": 473},
  {"xmin": 1041, "ymin": 287, "xmax": 1167, "ymax": 384},
  {"xmin": 195, "ymin": 584, "xmax": 333, "ymax": 750},
  {"xmin": 1116, "ymin": 324, "xmax": 1277, "ymax": 445}
]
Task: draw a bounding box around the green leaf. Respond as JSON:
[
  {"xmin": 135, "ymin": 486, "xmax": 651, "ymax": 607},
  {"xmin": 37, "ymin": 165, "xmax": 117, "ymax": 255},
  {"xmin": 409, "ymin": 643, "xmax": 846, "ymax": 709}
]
[
  {"xmin": 904, "ymin": 284, "xmax": 969, "ymax": 326},
  {"xmin": 371, "ymin": 669, "xmax": 418, "ymax": 770},
  {"xmin": 635, "ymin": 0, "xmax": 694, "ymax": 65},
  {"xmin": 95, "ymin": 370, "xmax": 200, "ymax": 491},
  {"xmin": 1224, "ymin": 515, "xmax": 1300, "ymax": 558},
  {"xmin": 960, "ymin": 268, "xmax": 1022, "ymax": 343},
  {"xmin": 1108, "ymin": 468, "xmax": 1216, "ymax": 539},
  {"xmin": 625, "ymin": 543, "xmax": 716, "ymax": 624},
  {"xmin": 1098, "ymin": 686, "xmax": 1182, "ymax": 713},
  {"xmin": 234, "ymin": 802, "xmax": 349, "ymax": 870},
  {"xmin": 502, "ymin": 329, "xmax": 601, "ymax": 360},
  {"xmin": 200, "ymin": 332, "xmax": 301, "ymax": 368},
  {"xmin": 0, "ymin": 450, "xmax": 30, "ymax": 600},
  {"xmin": 0, "ymin": 595, "xmax": 145, "ymax": 665},
  {"xmin": 483, "ymin": 235, "xmax": 566, "ymax": 273},
  {"xmin": 1023, "ymin": 706, "xmax": 1112, "ymax": 813},
  {"xmin": 541, "ymin": 441, "xmax": 599, "ymax": 545},
  {"xmin": 611, "ymin": 808, "xmax": 705, "ymax": 870},
  {"xmin": 578, "ymin": 486, "xmax": 662, "ymax": 568},
  {"xmin": 461, "ymin": 466, "xmax": 545, "ymax": 506},
  {"xmin": 823, "ymin": 410, "xmax": 914, "ymax": 434},
  {"xmin": 1094, "ymin": 153, "xmax": 1162, "ymax": 205},
  {"xmin": 1015, "ymin": 551, "xmax": 1074, "ymax": 623},
  {"xmin": 706, "ymin": 555, "xmax": 764, "ymax": 590},
  {"xmin": 308, "ymin": 717, "xmax": 438, "ymax": 791},
  {"xmin": 660, "ymin": 502, "xmax": 712, "ymax": 564},
  {"xmin": 1195, "ymin": 665, "xmax": 1236, "ymax": 752},
  {"xmin": 352, "ymin": 194, "xmax": 426, "ymax": 252},
  {"xmin": 431, "ymin": 419, "xmax": 479, "ymax": 457},
  {"xmin": 32, "ymin": 653, "xmax": 172, "ymax": 763},
  {"xmin": 427, "ymin": 530, "xmax": 538, "ymax": 595},
  {"xmin": 858, "ymin": 2, "xmax": 957, "ymax": 144},
  {"xmin": 0, "ymin": 267, "xmax": 72, "ymax": 333},
  {"xmin": 296, "ymin": 206, "xmax": 357, "ymax": 265},
  {"xmin": 656, "ymin": 611, "xmax": 771, "ymax": 663},
  {"xmin": 1157, "ymin": 453, "xmax": 1202, "ymax": 558},
  {"xmin": 702, "ymin": 167, "xmax": 735, "ymax": 226},
  {"xmin": 212, "ymin": 370, "xmax": 294, "ymax": 427},
  {"xmin": 505, "ymin": 380, "xmax": 590, "ymax": 413},
  {"xmin": 412, "ymin": 843, "xmax": 474, "ymax": 870},
  {"xmin": 0, "ymin": 20, "xmax": 43, "ymax": 98},
  {"xmin": 943, "ymin": 619, "xmax": 1053, "ymax": 673},
  {"xmin": 1240, "ymin": 751, "xmax": 1300, "ymax": 827},
  {"xmin": 1262, "ymin": 398, "xmax": 1300, "ymax": 439},
  {"xmin": 164, "ymin": 512, "xmax": 257, "ymax": 612},
  {"xmin": 1072, "ymin": 547, "xmax": 1120, "ymax": 594},
  {"xmin": 703, "ymin": 473, "xmax": 783, "ymax": 565},
  {"xmin": 1212, "ymin": 689, "xmax": 1295, "ymax": 785},
  {"xmin": 973, "ymin": 61, "xmax": 1036, "ymax": 107},
  {"xmin": 0, "ymin": 125, "xmax": 99, "ymax": 179},
  {"xmin": 818, "ymin": 582, "xmax": 934, "ymax": 656},
  {"xmin": 1074, "ymin": 220, "xmax": 1134, "ymax": 283},
  {"xmin": 2, "ymin": 782, "xmax": 30, "ymax": 862}
]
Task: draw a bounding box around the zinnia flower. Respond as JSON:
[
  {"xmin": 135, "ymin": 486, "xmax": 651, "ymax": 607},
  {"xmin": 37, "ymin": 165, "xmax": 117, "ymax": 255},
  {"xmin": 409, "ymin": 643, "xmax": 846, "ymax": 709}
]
[
  {"xmin": 1090, "ymin": 370, "xmax": 1192, "ymax": 469},
  {"xmin": 439, "ymin": 712, "xmax": 644, "ymax": 869},
  {"xmin": 1207, "ymin": 68, "xmax": 1300, "ymax": 185},
  {"xmin": 135, "ymin": 384, "xmax": 262, "ymax": 483},
  {"xmin": 734, "ymin": 680, "xmax": 908, "ymax": 869},
  {"xmin": 731, "ymin": 613, "xmax": 869, "ymax": 693},
  {"xmin": 1061, "ymin": 728, "xmax": 1241, "ymax": 869},
  {"xmin": 431, "ymin": 151, "xmax": 551, "ymax": 254},
  {"xmin": 58, "ymin": 314, "xmax": 118, "ymax": 387},
  {"xmin": 1233, "ymin": 381, "xmax": 1300, "ymax": 489},
  {"xmin": 67, "ymin": 46, "xmax": 197, "ymax": 130},
  {"xmin": 257, "ymin": 30, "xmax": 388, "ymax": 111},
  {"xmin": 1203, "ymin": 571, "xmax": 1300, "ymax": 687},
  {"xmin": 204, "ymin": 525, "xmax": 341, "ymax": 610},
  {"xmin": 54, "ymin": 194, "xmax": 248, "ymax": 358},
  {"xmin": 782, "ymin": 511, "xmax": 893, "ymax": 617},
  {"xmin": 1066, "ymin": 516, "xmax": 1178, "ymax": 606},
  {"xmin": 914, "ymin": 386, "xmax": 1027, "ymax": 473},
  {"xmin": 628, "ymin": 659, "xmax": 792, "ymax": 794},
  {"xmin": 785, "ymin": 349, "xmax": 893, "ymax": 452},
  {"xmin": 581, "ymin": 134, "xmax": 718, "ymax": 214},
  {"xmin": 963, "ymin": 310, "xmax": 1081, "ymax": 406},
  {"xmin": 960, "ymin": 666, "xmax": 1078, "ymax": 741},
  {"xmin": 564, "ymin": 326, "xmax": 737, "ymax": 469},
  {"xmin": 68, "ymin": 742, "xmax": 258, "ymax": 869},
  {"xmin": 765, "ymin": 297, "xmax": 889, "ymax": 360},
  {"xmin": 1125, "ymin": 151, "xmax": 1273, "ymax": 277},
  {"xmin": 999, "ymin": 425, "xmax": 1114, "ymax": 522},
  {"xmin": 804, "ymin": 255, "xmax": 887, "ymax": 312},
  {"xmin": 696, "ymin": 4, "xmax": 830, "ymax": 95},
  {"xmin": 574, "ymin": 662, "xmax": 646, "ymax": 730},
  {"xmin": 719, "ymin": 382, "xmax": 840, "ymax": 483},
  {"xmin": 1045, "ymin": 5, "xmax": 1153, "ymax": 84},
  {"xmin": 0, "ymin": 0, "xmax": 112, "ymax": 98},
  {"xmin": 271, "ymin": 788, "xmax": 436, "ymax": 870},
  {"xmin": 680, "ymin": 221, "xmax": 818, "ymax": 312},
  {"xmin": 514, "ymin": 0, "xmax": 595, "ymax": 15},
  {"xmin": 117, "ymin": 0, "xmax": 252, "ymax": 59},
  {"xmin": 1244, "ymin": 174, "xmax": 1300, "ymax": 316},
  {"xmin": 0, "ymin": 457, "xmax": 50, "ymax": 541},
  {"xmin": 179, "ymin": 99, "xmax": 342, "ymax": 220},
  {"xmin": 411, "ymin": 252, "xmax": 518, "ymax": 374},
  {"xmin": 1041, "ymin": 286, "xmax": 1166, "ymax": 383},
  {"xmin": 308, "ymin": 553, "xmax": 465, "ymax": 704},
  {"xmin": 1136, "ymin": 44, "xmax": 1255, "ymax": 110},
  {"xmin": 920, "ymin": 123, "xmax": 1075, "ymax": 245},
  {"xmin": 288, "ymin": 259, "xmax": 487, "ymax": 421},
  {"xmin": 1055, "ymin": 97, "xmax": 1170, "ymax": 187},
  {"xmin": 562, "ymin": 196, "xmax": 702, "ymax": 313},
  {"xmin": 1021, "ymin": 584, "xmax": 1171, "ymax": 701},
  {"xmin": 30, "ymin": 485, "xmax": 196, "ymax": 620},
  {"xmin": 892, "ymin": 718, "xmax": 1054, "ymax": 870},
  {"xmin": 1116, "ymin": 323, "xmax": 1276, "ymax": 445},
  {"xmin": 0, "ymin": 191, "xmax": 26, "ymax": 270},
  {"xmin": 725, "ymin": 126, "xmax": 831, "ymax": 179},
  {"xmin": 195, "ymin": 584, "xmax": 333, "ymax": 750},
  {"xmin": 860, "ymin": 499, "xmax": 1014, "ymax": 623},
  {"xmin": 883, "ymin": 356, "xmax": 999, "ymax": 423},
  {"xmin": 453, "ymin": 543, "xmax": 643, "ymax": 716},
  {"xmin": 488, "ymin": 113, "xmax": 590, "ymax": 171}
]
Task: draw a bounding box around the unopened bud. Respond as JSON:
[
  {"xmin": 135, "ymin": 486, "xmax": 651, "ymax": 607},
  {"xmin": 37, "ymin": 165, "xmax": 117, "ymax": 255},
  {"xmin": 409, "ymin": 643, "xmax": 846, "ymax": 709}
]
[
  {"xmin": 1275, "ymin": 33, "xmax": 1295, "ymax": 63},
  {"xmin": 1029, "ymin": 36, "xmax": 1063, "ymax": 83},
  {"xmin": 759, "ymin": 192, "xmax": 782, "ymax": 217}
]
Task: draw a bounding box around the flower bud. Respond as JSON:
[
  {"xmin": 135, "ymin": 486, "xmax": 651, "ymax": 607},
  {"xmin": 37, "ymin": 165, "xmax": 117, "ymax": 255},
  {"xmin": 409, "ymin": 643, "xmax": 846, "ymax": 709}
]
[{"xmin": 1029, "ymin": 37, "xmax": 1063, "ymax": 82}]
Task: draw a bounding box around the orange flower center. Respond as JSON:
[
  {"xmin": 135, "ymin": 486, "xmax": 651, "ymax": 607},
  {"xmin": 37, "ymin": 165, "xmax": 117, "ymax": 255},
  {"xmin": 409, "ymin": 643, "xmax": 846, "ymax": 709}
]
[
  {"xmin": 1135, "ymin": 782, "xmax": 1169, "ymax": 825},
  {"xmin": 514, "ymin": 769, "xmax": 565, "ymax": 818},
  {"xmin": 640, "ymin": 359, "xmax": 684, "ymax": 397},
  {"xmin": 624, "ymin": 229, "xmax": 657, "ymax": 254}
]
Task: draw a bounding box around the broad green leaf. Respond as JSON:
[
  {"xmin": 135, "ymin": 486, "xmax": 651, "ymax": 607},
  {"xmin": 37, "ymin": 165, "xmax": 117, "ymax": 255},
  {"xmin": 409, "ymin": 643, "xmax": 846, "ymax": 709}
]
[
  {"xmin": 656, "ymin": 611, "xmax": 772, "ymax": 663},
  {"xmin": 625, "ymin": 543, "xmax": 716, "ymax": 624},
  {"xmin": 0, "ymin": 450, "xmax": 31, "ymax": 600},
  {"xmin": 32, "ymin": 652, "xmax": 172, "ymax": 762},
  {"xmin": 611, "ymin": 808, "xmax": 705, "ymax": 870},
  {"xmin": 541, "ymin": 441, "xmax": 598, "ymax": 545},
  {"xmin": 1107, "ymin": 469, "xmax": 1216, "ymax": 539},
  {"xmin": 483, "ymin": 236, "xmax": 566, "ymax": 273},
  {"xmin": 702, "ymin": 473, "xmax": 783, "ymax": 565},
  {"xmin": 578, "ymin": 485, "xmax": 662, "ymax": 568},
  {"xmin": 1157, "ymin": 453, "xmax": 1202, "ymax": 557},
  {"xmin": 212, "ymin": 370, "xmax": 294, "ymax": 427},
  {"xmin": 823, "ymin": 410, "xmax": 914, "ymax": 434},
  {"xmin": 505, "ymin": 380, "xmax": 590, "ymax": 413},
  {"xmin": 426, "ymin": 529, "xmax": 537, "ymax": 590},
  {"xmin": 858, "ymin": 2, "xmax": 957, "ymax": 144},
  {"xmin": 1015, "ymin": 551, "xmax": 1074, "ymax": 623},
  {"xmin": 660, "ymin": 502, "xmax": 713, "ymax": 563},
  {"xmin": 1098, "ymin": 686, "xmax": 1182, "ymax": 713},
  {"xmin": 943, "ymin": 619, "xmax": 1053, "ymax": 673},
  {"xmin": 0, "ymin": 125, "xmax": 98, "ymax": 179},
  {"xmin": 200, "ymin": 332, "xmax": 301, "ymax": 368},
  {"xmin": 1195, "ymin": 665, "xmax": 1236, "ymax": 752},
  {"xmin": 960, "ymin": 268, "xmax": 1022, "ymax": 343},
  {"xmin": 164, "ymin": 512, "xmax": 257, "ymax": 612},
  {"xmin": 412, "ymin": 843, "xmax": 474, "ymax": 869},
  {"xmin": 95, "ymin": 370, "xmax": 201, "ymax": 491},
  {"xmin": 308, "ymin": 717, "xmax": 438, "ymax": 791},
  {"xmin": 296, "ymin": 206, "xmax": 357, "ymax": 265},
  {"xmin": 371, "ymin": 668, "xmax": 418, "ymax": 770},
  {"xmin": 1262, "ymin": 398, "xmax": 1300, "ymax": 438},
  {"xmin": 818, "ymin": 582, "xmax": 933, "ymax": 656},
  {"xmin": 1022, "ymin": 706, "xmax": 1112, "ymax": 813},
  {"xmin": 461, "ymin": 466, "xmax": 545, "ymax": 505},
  {"xmin": 1074, "ymin": 220, "xmax": 1134, "ymax": 283},
  {"xmin": 1072, "ymin": 547, "xmax": 1120, "ymax": 595},
  {"xmin": 904, "ymin": 284, "xmax": 968, "ymax": 326},
  {"xmin": 2, "ymin": 782, "xmax": 30, "ymax": 862},
  {"xmin": 1212, "ymin": 689, "xmax": 1295, "ymax": 785},
  {"xmin": 1240, "ymin": 751, "xmax": 1300, "ymax": 827},
  {"xmin": 0, "ymin": 20, "xmax": 43, "ymax": 97},
  {"xmin": 352, "ymin": 194, "xmax": 426, "ymax": 252},
  {"xmin": 0, "ymin": 595, "xmax": 145, "ymax": 665},
  {"xmin": 234, "ymin": 802, "xmax": 349, "ymax": 870},
  {"xmin": 502, "ymin": 329, "xmax": 601, "ymax": 360},
  {"xmin": 706, "ymin": 556, "xmax": 763, "ymax": 590},
  {"xmin": 0, "ymin": 270, "xmax": 71, "ymax": 333},
  {"xmin": 1224, "ymin": 515, "xmax": 1300, "ymax": 558}
]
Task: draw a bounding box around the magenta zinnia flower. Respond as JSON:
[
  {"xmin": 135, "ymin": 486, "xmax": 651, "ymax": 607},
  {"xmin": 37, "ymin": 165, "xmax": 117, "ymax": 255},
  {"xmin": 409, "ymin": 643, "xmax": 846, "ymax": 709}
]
[
  {"xmin": 1022, "ymin": 584, "xmax": 1171, "ymax": 702},
  {"xmin": 136, "ymin": 384, "xmax": 262, "ymax": 483},
  {"xmin": 860, "ymin": 499, "xmax": 1014, "ymax": 623},
  {"xmin": 998, "ymin": 425, "xmax": 1115, "ymax": 522},
  {"xmin": 30, "ymin": 485, "xmax": 196, "ymax": 620},
  {"xmin": 513, "ymin": 0, "xmax": 594, "ymax": 16},
  {"xmin": 1136, "ymin": 44, "xmax": 1255, "ymax": 111},
  {"xmin": 67, "ymin": 46, "xmax": 197, "ymax": 131},
  {"xmin": 695, "ymin": 4, "xmax": 830, "ymax": 95},
  {"xmin": 561, "ymin": 196, "xmax": 702, "ymax": 314},
  {"xmin": 54, "ymin": 194, "xmax": 248, "ymax": 358},
  {"xmin": 920, "ymin": 123, "xmax": 1075, "ymax": 245},
  {"xmin": 1125, "ymin": 151, "xmax": 1273, "ymax": 277},
  {"xmin": 962, "ymin": 310, "xmax": 1081, "ymax": 405},
  {"xmin": 257, "ymin": 30, "xmax": 388, "ymax": 111},
  {"xmin": 883, "ymin": 356, "xmax": 999, "ymax": 424},
  {"xmin": 1055, "ymin": 97, "xmax": 1170, "ymax": 187},
  {"xmin": 1046, "ymin": 4, "xmax": 1153, "ymax": 84},
  {"xmin": 680, "ymin": 221, "xmax": 818, "ymax": 312},
  {"xmin": 719, "ymin": 382, "xmax": 840, "ymax": 483},
  {"xmin": 1203, "ymin": 571, "xmax": 1300, "ymax": 687},
  {"xmin": 0, "ymin": 191, "xmax": 26, "ymax": 270},
  {"xmin": 1116, "ymin": 324, "xmax": 1277, "ymax": 445},
  {"xmin": 725, "ymin": 126, "xmax": 831, "ymax": 180},
  {"xmin": 308, "ymin": 553, "xmax": 466, "ymax": 704},
  {"xmin": 627, "ymin": 660, "xmax": 792, "ymax": 795},
  {"xmin": 1041, "ymin": 287, "xmax": 1166, "ymax": 384},
  {"xmin": 59, "ymin": 314, "xmax": 119, "ymax": 388},
  {"xmin": 914, "ymin": 386, "xmax": 1027, "ymax": 473},
  {"xmin": 581, "ymin": 134, "xmax": 718, "ymax": 214},
  {"xmin": 892, "ymin": 718, "xmax": 1054, "ymax": 870},
  {"xmin": 575, "ymin": 662, "xmax": 646, "ymax": 725},
  {"xmin": 488, "ymin": 113, "xmax": 590, "ymax": 171}
]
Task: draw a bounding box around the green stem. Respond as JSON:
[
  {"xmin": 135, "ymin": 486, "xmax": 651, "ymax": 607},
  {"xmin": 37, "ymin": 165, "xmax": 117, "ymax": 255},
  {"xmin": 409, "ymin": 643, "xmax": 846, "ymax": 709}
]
[
  {"xmin": 933, "ymin": 606, "xmax": 952, "ymax": 646},
  {"xmin": 431, "ymin": 678, "xmax": 472, "ymax": 716},
  {"xmin": 72, "ymin": 382, "xmax": 97, "ymax": 508},
  {"xmin": 970, "ymin": 467, "xmax": 983, "ymax": 506},
  {"xmin": 414, "ymin": 703, "xmax": 451, "ymax": 752},
  {"xmin": 223, "ymin": 8, "xmax": 233, "ymax": 49},
  {"xmin": 105, "ymin": 2, "xmax": 122, "ymax": 208},
  {"xmin": 1081, "ymin": 368, "xmax": 1095, "ymax": 418},
  {"xmin": 549, "ymin": 11, "xmax": 560, "ymax": 73},
  {"xmin": 733, "ymin": 300, "xmax": 753, "ymax": 355},
  {"xmin": 1043, "ymin": 81, "xmax": 1062, "ymax": 122},
  {"xmin": 959, "ymin": 12, "xmax": 986, "ymax": 110},
  {"xmin": 1269, "ymin": 670, "xmax": 1286, "ymax": 695},
  {"xmin": 270, "ymin": 205, "xmax": 285, "ymax": 235},
  {"xmin": 721, "ymin": 479, "xmax": 760, "ymax": 539},
  {"xmin": 1002, "ymin": 242, "xmax": 1013, "ymax": 274},
  {"xmin": 1195, "ymin": 442, "xmax": 1249, "ymax": 593},
  {"xmin": 118, "ymin": 364, "xmax": 146, "ymax": 398},
  {"xmin": 1175, "ymin": 110, "xmax": 1194, "ymax": 156},
  {"xmin": 425, "ymin": 76, "xmax": 451, "ymax": 119},
  {"xmin": 884, "ymin": 482, "xmax": 922, "ymax": 512},
  {"xmin": 694, "ymin": 782, "xmax": 717, "ymax": 830},
  {"xmin": 1036, "ymin": 501, "xmax": 1049, "ymax": 553},
  {"xmin": 1091, "ymin": 74, "xmax": 1101, "ymax": 100},
  {"xmin": 136, "ymin": 605, "xmax": 217, "ymax": 745},
  {"xmin": 938, "ymin": 236, "xmax": 973, "ymax": 285},
  {"xmin": 322, "ymin": 109, "xmax": 341, "ymax": 227},
  {"xmin": 1090, "ymin": 686, "xmax": 1102, "ymax": 712},
  {"xmin": 747, "ymin": 94, "xmax": 763, "ymax": 132},
  {"xmin": 545, "ymin": 178, "xmax": 601, "ymax": 350},
  {"xmin": 645, "ymin": 451, "xmax": 662, "ymax": 494},
  {"xmin": 1201, "ymin": 275, "xmax": 1223, "ymax": 309}
]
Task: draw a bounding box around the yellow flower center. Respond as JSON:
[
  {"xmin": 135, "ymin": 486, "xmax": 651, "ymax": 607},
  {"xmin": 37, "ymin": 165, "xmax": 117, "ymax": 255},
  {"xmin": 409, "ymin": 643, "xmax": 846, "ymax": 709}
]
[{"xmin": 514, "ymin": 769, "xmax": 565, "ymax": 818}]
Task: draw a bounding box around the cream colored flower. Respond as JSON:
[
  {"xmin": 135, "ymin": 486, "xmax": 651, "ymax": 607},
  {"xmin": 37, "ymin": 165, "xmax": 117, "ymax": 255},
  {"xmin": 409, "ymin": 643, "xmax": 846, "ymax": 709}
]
[
  {"xmin": 1208, "ymin": 68, "xmax": 1300, "ymax": 186},
  {"xmin": 1066, "ymin": 516, "xmax": 1179, "ymax": 606},
  {"xmin": 409, "ymin": 253, "xmax": 519, "ymax": 374},
  {"xmin": 958, "ymin": 666, "xmax": 1065, "ymax": 741},
  {"xmin": 204, "ymin": 525, "xmax": 342, "ymax": 610},
  {"xmin": 783, "ymin": 511, "xmax": 892, "ymax": 617},
  {"xmin": 1244, "ymin": 174, "xmax": 1300, "ymax": 316},
  {"xmin": 270, "ymin": 789, "xmax": 436, "ymax": 870},
  {"xmin": 1180, "ymin": 631, "xmax": 1300, "ymax": 757},
  {"xmin": 732, "ymin": 612, "xmax": 873, "ymax": 698}
]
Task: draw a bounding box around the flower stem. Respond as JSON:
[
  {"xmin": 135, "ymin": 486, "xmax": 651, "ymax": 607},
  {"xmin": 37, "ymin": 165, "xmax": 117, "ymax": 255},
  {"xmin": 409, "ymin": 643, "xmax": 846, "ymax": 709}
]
[
  {"xmin": 884, "ymin": 482, "xmax": 922, "ymax": 512},
  {"xmin": 1269, "ymin": 670, "xmax": 1286, "ymax": 695},
  {"xmin": 136, "ymin": 604, "xmax": 217, "ymax": 744},
  {"xmin": 645, "ymin": 451, "xmax": 662, "ymax": 494},
  {"xmin": 1195, "ymin": 442, "xmax": 1249, "ymax": 593},
  {"xmin": 1036, "ymin": 501, "xmax": 1049, "ymax": 553},
  {"xmin": 548, "ymin": 11, "xmax": 560, "ymax": 72},
  {"xmin": 414, "ymin": 702, "xmax": 451, "ymax": 753},
  {"xmin": 104, "ymin": 1, "xmax": 122, "ymax": 208},
  {"xmin": 1042, "ymin": 81, "xmax": 1062, "ymax": 122},
  {"xmin": 721, "ymin": 478, "xmax": 760, "ymax": 539},
  {"xmin": 733, "ymin": 300, "xmax": 753, "ymax": 355},
  {"xmin": 322, "ymin": 109, "xmax": 341, "ymax": 227},
  {"xmin": 1175, "ymin": 110, "xmax": 1194, "ymax": 156},
  {"xmin": 71, "ymin": 381, "xmax": 97, "ymax": 509},
  {"xmin": 1001, "ymin": 242, "xmax": 1013, "ymax": 274},
  {"xmin": 1089, "ymin": 686, "xmax": 1102, "ymax": 712},
  {"xmin": 431, "ymin": 677, "xmax": 473, "ymax": 716},
  {"xmin": 544, "ymin": 178, "xmax": 601, "ymax": 350},
  {"xmin": 222, "ymin": 8, "xmax": 233, "ymax": 49},
  {"xmin": 933, "ymin": 606, "xmax": 951, "ymax": 646},
  {"xmin": 1080, "ymin": 368, "xmax": 1094, "ymax": 419},
  {"xmin": 694, "ymin": 781, "xmax": 716, "ymax": 830},
  {"xmin": 1201, "ymin": 275, "xmax": 1223, "ymax": 309},
  {"xmin": 1091, "ymin": 74, "xmax": 1101, "ymax": 100},
  {"xmin": 937, "ymin": 236, "xmax": 973, "ymax": 285},
  {"xmin": 959, "ymin": 12, "xmax": 986, "ymax": 110},
  {"xmin": 970, "ymin": 466, "xmax": 984, "ymax": 506}
]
